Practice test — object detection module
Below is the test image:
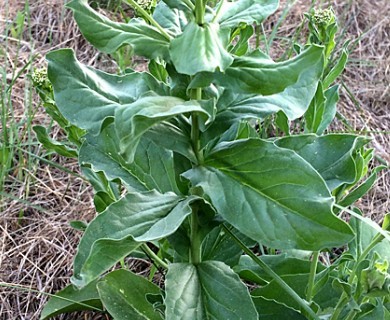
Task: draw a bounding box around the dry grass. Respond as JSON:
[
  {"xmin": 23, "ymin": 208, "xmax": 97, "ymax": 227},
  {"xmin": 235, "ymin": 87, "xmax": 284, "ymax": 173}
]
[{"xmin": 0, "ymin": 0, "xmax": 389, "ymax": 319}]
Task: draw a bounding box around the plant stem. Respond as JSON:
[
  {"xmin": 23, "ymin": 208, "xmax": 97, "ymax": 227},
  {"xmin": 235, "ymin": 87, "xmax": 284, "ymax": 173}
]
[
  {"xmin": 195, "ymin": 0, "xmax": 205, "ymax": 25},
  {"xmin": 182, "ymin": 0, "xmax": 195, "ymax": 10},
  {"xmin": 211, "ymin": 0, "xmax": 225, "ymax": 23},
  {"xmin": 306, "ymin": 251, "xmax": 320, "ymax": 302},
  {"xmin": 141, "ymin": 243, "xmax": 168, "ymax": 269},
  {"xmin": 123, "ymin": 0, "xmax": 172, "ymax": 40},
  {"xmin": 222, "ymin": 225, "xmax": 320, "ymax": 320},
  {"xmin": 190, "ymin": 204, "xmax": 202, "ymax": 264},
  {"xmin": 191, "ymin": 88, "xmax": 203, "ymax": 164}
]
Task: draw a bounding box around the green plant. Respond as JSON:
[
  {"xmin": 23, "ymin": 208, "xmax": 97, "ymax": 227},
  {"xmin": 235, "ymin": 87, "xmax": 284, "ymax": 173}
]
[{"xmin": 38, "ymin": 0, "xmax": 389, "ymax": 319}]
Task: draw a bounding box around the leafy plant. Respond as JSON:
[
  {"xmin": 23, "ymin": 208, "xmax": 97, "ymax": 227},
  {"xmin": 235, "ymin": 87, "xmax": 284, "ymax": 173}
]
[{"xmin": 37, "ymin": 0, "xmax": 389, "ymax": 319}]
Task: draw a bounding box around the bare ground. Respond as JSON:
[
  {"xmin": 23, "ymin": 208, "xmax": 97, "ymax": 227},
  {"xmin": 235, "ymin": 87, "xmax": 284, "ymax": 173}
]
[{"xmin": 0, "ymin": 0, "xmax": 389, "ymax": 319}]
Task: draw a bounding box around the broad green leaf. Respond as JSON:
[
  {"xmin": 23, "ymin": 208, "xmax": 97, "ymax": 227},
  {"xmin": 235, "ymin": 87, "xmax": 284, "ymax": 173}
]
[
  {"xmin": 47, "ymin": 49, "xmax": 165, "ymax": 135},
  {"xmin": 145, "ymin": 119, "xmax": 196, "ymax": 162},
  {"xmin": 33, "ymin": 125, "xmax": 78, "ymax": 158},
  {"xmin": 97, "ymin": 269, "xmax": 161, "ymax": 320},
  {"xmin": 169, "ymin": 21, "xmax": 233, "ymax": 75},
  {"xmin": 214, "ymin": 45, "xmax": 324, "ymax": 95},
  {"xmin": 153, "ymin": 1, "xmax": 187, "ymax": 36},
  {"xmin": 66, "ymin": 0, "xmax": 170, "ymax": 58},
  {"xmin": 72, "ymin": 191, "xmax": 199, "ymax": 287},
  {"xmin": 162, "ymin": 0, "xmax": 194, "ymax": 13},
  {"xmin": 115, "ymin": 96, "xmax": 211, "ymax": 163},
  {"xmin": 218, "ymin": 0, "xmax": 279, "ymax": 28},
  {"xmin": 252, "ymin": 296, "xmax": 306, "ymax": 320},
  {"xmin": 40, "ymin": 281, "xmax": 102, "ymax": 320},
  {"xmin": 80, "ymin": 122, "xmax": 181, "ymax": 193},
  {"xmin": 183, "ymin": 139, "xmax": 354, "ymax": 250},
  {"xmin": 275, "ymin": 134, "xmax": 368, "ymax": 191},
  {"xmin": 165, "ymin": 261, "xmax": 258, "ymax": 319},
  {"xmin": 236, "ymin": 254, "xmax": 324, "ymax": 285},
  {"xmin": 251, "ymin": 274, "xmax": 310, "ymax": 312}
]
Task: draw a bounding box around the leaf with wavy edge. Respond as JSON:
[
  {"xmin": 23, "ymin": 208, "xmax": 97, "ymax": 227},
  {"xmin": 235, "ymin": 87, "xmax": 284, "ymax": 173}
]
[
  {"xmin": 67, "ymin": 0, "xmax": 170, "ymax": 58},
  {"xmin": 183, "ymin": 139, "xmax": 354, "ymax": 250},
  {"xmin": 47, "ymin": 49, "xmax": 166, "ymax": 135},
  {"xmin": 72, "ymin": 191, "xmax": 199, "ymax": 287}
]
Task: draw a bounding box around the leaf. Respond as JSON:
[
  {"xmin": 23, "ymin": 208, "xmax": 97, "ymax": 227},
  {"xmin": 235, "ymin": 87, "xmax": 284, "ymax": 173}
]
[
  {"xmin": 47, "ymin": 49, "xmax": 165, "ymax": 135},
  {"xmin": 228, "ymin": 25, "xmax": 254, "ymax": 56},
  {"xmin": 97, "ymin": 269, "xmax": 161, "ymax": 320},
  {"xmin": 169, "ymin": 21, "xmax": 233, "ymax": 75},
  {"xmin": 275, "ymin": 134, "xmax": 368, "ymax": 191},
  {"xmin": 114, "ymin": 96, "xmax": 211, "ymax": 163},
  {"xmin": 317, "ymin": 84, "xmax": 339, "ymax": 134},
  {"xmin": 33, "ymin": 125, "xmax": 78, "ymax": 158},
  {"xmin": 218, "ymin": 0, "xmax": 279, "ymax": 28},
  {"xmin": 72, "ymin": 191, "xmax": 199, "ymax": 287},
  {"xmin": 252, "ymin": 296, "xmax": 306, "ymax": 320},
  {"xmin": 80, "ymin": 122, "xmax": 181, "ymax": 193},
  {"xmin": 153, "ymin": 1, "xmax": 187, "ymax": 36},
  {"xmin": 165, "ymin": 261, "xmax": 258, "ymax": 319},
  {"xmin": 201, "ymin": 226, "xmax": 244, "ymax": 267},
  {"xmin": 323, "ymin": 49, "xmax": 348, "ymax": 88},
  {"xmin": 66, "ymin": 0, "xmax": 170, "ymax": 58},
  {"xmin": 215, "ymin": 45, "xmax": 324, "ymax": 95},
  {"xmin": 251, "ymin": 274, "xmax": 309, "ymax": 311},
  {"xmin": 183, "ymin": 139, "xmax": 354, "ymax": 250},
  {"xmin": 40, "ymin": 281, "xmax": 102, "ymax": 320},
  {"xmin": 236, "ymin": 254, "xmax": 323, "ymax": 285}
]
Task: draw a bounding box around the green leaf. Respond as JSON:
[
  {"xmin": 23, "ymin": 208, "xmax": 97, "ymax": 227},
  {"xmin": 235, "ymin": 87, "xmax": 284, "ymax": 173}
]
[
  {"xmin": 251, "ymin": 274, "xmax": 310, "ymax": 312},
  {"xmin": 153, "ymin": 1, "xmax": 187, "ymax": 36},
  {"xmin": 169, "ymin": 21, "xmax": 233, "ymax": 75},
  {"xmin": 165, "ymin": 261, "xmax": 258, "ymax": 319},
  {"xmin": 236, "ymin": 254, "xmax": 323, "ymax": 285},
  {"xmin": 47, "ymin": 49, "xmax": 165, "ymax": 135},
  {"xmin": 40, "ymin": 281, "xmax": 102, "ymax": 320},
  {"xmin": 114, "ymin": 96, "xmax": 211, "ymax": 163},
  {"xmin": 97, "ymin": 269, "xmax": 161, "ymax": 320},
  {"xmin": 201, "ymin": 226, "xmax": 244, "ymax": 267},
  {"xmin": 80, "ymin": 122, "xmax": 181, "ymax": 193},
  {"xmin": 323, "ymin": 49, "xmax": 348, "ymax": 88},
  {"xmin": 66, "ymin": 0, "xmax": 170, "ymax": 58},
  {"xmin": 72, "ymin": 191, "xmax": 199, "ymax": 287},
  {"xmin": 218, "ymin": 0, "xmax": 279, "ymax": 28},
  {"xmin": 317, "ymin": 84, "xmax": 339, "ymax": 134},
  {"xmin": 252, "ymin": 296, "xmax": 306, "ymax": 320},
  {"xmin": 275, "ymin": 134, "xmax": 368, "ymax": 191},
  {"xmin": 215, "ymin": 45, "xmax": 324, "ymax": 95},
  {"xmin": 33, "ymin": 125, "xmax": 78, "ymax": 158},
  {"xmin": 229, "ymin": 25, "xmax": 254, "ymax": 56},
  {"xmin": 183, "ymin": 139, "xmax": 354, "ymax": 250}
]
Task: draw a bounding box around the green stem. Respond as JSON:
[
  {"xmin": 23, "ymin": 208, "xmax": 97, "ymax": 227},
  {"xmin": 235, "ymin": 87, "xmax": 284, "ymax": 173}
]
[
  {"xmin": 306, "ymin": 251, "xmax": 320, "ymax": 302},
  {"xmin": 124, "ymin": 0, "xmax": 172, "ymax": 40},
  {"xmin": 141, "ymin": 243, "xmax": 169, "ymax": 269},
  {"xmin": 191, "ymin": 88, "xmax": 203, "ymax": 164},
  {"xmin": 195, "ymin": 0, "xmax": 205, "ymax": 25},
  {"xmin": 182, "ymin": 0, "xmax": 195, "ymax": 10},
  {"xmin": 211, "ymin": 0, "xmax": 225, "ymax": 23},
  {"xmin": 222, "ymin": 225, "xmax": 320, "ymax": 320},
  {"xmin": 190, "ymin": 205, "xmax": 202, "ymax": 264}
]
